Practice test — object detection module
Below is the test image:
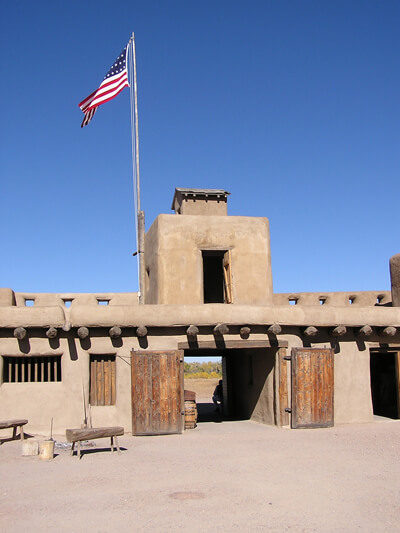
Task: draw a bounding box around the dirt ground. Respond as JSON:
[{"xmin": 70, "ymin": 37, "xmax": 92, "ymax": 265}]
[
  {"xmin": 184, "ymin": 376, "xmax": 219, "ymax": 400},
  {"xmin": 0, "ymin": 383, "xmax": 399, "ymax": 532}
]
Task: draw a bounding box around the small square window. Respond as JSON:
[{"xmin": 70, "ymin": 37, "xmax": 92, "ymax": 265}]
[{"xmin": 25, "ymin": 299, "xmax": 35, "ymax": 307}]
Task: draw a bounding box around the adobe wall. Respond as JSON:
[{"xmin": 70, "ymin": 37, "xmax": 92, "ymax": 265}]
[
  {"xmin": 145, "ymin": 214, "xmax": 274, "ymax": 305},
  {"xmin": 0, "ymin": 288, "xmax": 399, "ymax": 434},
  {"xmin": 1, "ymin": 322, "xmax": 398, "ymax": 433}
]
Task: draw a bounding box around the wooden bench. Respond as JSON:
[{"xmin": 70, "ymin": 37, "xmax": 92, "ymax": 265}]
[
  {"xmin": 0, "ymin": 419, "xmax": 28, "ymax": 443},
  {"xmin": 66, "ymin": 427, "xmax": 124, "ymax": 459}
]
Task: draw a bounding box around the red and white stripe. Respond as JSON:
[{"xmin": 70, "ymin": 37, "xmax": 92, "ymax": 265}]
[{"xmin": 79, "ymin": 70, "xmax": 129, "ymax": 113}]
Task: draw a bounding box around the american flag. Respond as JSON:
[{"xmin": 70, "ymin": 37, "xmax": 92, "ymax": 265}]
[{"xmin": 79, "ymin": 45, "xmax": 129, "ymax": 128}]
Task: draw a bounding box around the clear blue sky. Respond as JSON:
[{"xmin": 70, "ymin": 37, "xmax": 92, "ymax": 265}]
[{"xmin": 1, "ymin": 0, "xmax": 399, "ymax": 295}]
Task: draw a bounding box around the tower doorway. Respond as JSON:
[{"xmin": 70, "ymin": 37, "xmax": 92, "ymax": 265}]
[{"xmin": 370, "ymin": 350, "xmax": 400, "ymax": 419}]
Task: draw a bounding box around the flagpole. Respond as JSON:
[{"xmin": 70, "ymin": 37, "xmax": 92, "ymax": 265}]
[{"xmin": 130, "ymin": 32, "xmax": 145, "ymax": 304}]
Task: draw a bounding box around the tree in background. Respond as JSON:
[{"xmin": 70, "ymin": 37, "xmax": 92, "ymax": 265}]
[{"xmin": 184, "ymin": 361, "xmax": 222, "ymax": 378}]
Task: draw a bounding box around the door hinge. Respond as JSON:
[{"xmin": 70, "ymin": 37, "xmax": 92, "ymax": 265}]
[
  {"xmin": 285, "ymin": 408, "xmax": 292, "ymax": 413},
  {"xmin": 283, "ymin": 356, "xmax": 292, "ymax": 361}
]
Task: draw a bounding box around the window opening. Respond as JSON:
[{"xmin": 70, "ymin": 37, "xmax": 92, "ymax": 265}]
[
  {"xmin": 25, "ymin": 299, "xmax": 35, "ymax": 307},
  {"xmin": 3, "ymin": 356, "xmax": 62, "ymax": 383},
  {"xmin": 90, "ymin": 354, "xmax": 116, "ymax": 406},
  {"xmin": 63, "ymin": 299, "xmax": 73, "ymax": 308},
  {"xmin": 97, "ymin": 299, "xmax": 110, "ymax": 306},
  {"xmin": 202, "ymin": 250, "xmax": 232, "ymax": 304}
]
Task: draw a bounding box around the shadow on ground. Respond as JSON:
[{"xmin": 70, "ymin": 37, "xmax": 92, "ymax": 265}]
[{"xmin": 196, "ymin": 402, "xmax": 224, "ymax": 423}]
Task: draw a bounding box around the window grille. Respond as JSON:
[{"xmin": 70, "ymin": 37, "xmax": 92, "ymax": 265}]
[
  {"xmin": 3, "ymin": 356, "xmax": 61, "ymax": 383},
  {"xmin": 90, "ymin": 355, "xmax": 116, "ymax": 406}
]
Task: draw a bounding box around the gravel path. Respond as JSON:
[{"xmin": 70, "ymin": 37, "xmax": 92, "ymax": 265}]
[{"xmin": 0, "ymin": 413, "xmax": 399, "ymax": 532}]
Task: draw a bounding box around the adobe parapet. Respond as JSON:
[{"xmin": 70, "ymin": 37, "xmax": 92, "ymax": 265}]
[
  {"xmin": 0, "ymin": 288, "xmax": 398, "ymax": 331},
  {"xmin": 274, "ymin": 291, "xmax": 392, "ymax": 307}
]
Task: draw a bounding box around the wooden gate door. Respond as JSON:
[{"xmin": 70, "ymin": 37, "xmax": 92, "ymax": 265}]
[
  {"xmin": 131, "ymin": 350, "xmax": 184, "ymax": 435},
  {"xmin": 291, "ymin": 348, "xmax": 334, "ymax": 429}
]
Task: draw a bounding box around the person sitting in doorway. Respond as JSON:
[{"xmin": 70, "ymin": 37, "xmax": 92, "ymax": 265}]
[{"xmin": 212, "ymin": 380, "xmax": 223, "ymax": 412}]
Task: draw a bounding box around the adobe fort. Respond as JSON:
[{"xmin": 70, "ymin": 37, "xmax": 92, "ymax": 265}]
[{"xmin": 0, "ymin": 188, "xmax": 399, "ymax": 435}]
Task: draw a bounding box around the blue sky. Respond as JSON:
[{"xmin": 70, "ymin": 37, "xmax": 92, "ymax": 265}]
[{"xmin": 1, "ymin": 0, "xmax": 399, "ymax": 296}]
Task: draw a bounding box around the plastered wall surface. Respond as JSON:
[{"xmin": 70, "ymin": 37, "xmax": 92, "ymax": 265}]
[
  {"xmin": 247, "ymin": 348, "xmax": 276, "ymax": 425},
  {"xmin": 0, "ymin": 334, "xmax": 134, "ymax": 434},
  {"xmin": 145, "ymin": 214, "xmax": 273, "ymax": 305},
  {"xmin": 2, "ymin": 322, "xmax": 394, "ymax": 433}
]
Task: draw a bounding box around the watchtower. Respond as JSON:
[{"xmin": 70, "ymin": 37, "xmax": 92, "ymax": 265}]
[{"xmin": 144, "ymin": 188, "xmax": 273, "ymax": 305}]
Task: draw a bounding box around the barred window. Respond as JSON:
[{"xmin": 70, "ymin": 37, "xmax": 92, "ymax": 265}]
[
  {"xmin": 90, "ymin": 355, "xmax": 116, "ymax": 406},
  {"xmin": 3, "ymin": 356, "xmax": 62, "ymax": 383}
]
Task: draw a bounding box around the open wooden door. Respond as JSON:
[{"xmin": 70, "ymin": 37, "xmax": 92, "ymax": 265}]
[
  {"xmin": 223, "ymin": 250, "xmax": 233, "ymax": 303},
  {"xmin": 131, "ymin": 350, "xmax": 184, "ymax": 435},
  {"xmin": 291, "ymin": 347, "xmax": 334, "ymax": 429}
]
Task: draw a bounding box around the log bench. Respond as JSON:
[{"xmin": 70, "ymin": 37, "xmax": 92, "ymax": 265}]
[
  {"xmin": 0, "ymin": 419, "xmax": 28, "ymax": 443},
  {"xmin": 66, "ymin": 427, "xmax": 124, "ymax": 459}
]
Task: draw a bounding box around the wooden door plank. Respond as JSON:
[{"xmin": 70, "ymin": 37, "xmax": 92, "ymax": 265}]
[
  {"xmin": 278, "ymin": 348, "xmax": 289, "ymax": 426},
  {"xmin": 111, "ymin": 357, "xmax": 116, "ymax": 405},
  {"xmin": 159, "ymin": 353, "xmax": 168, "ymax": 433},
  {"xmin": 90, "ymin": 358, "xmax": 96, "ymax": 405},
  {"xmin": 291, "ymin": 348, "xmax": 334, "ymax": 429},
  {"xmin": 223, "ymin": 250, "xmax": 233, "ymax": 303},
  {"xmin": 131, "ymin": 350, "xmax": 183, "ymax": 435},
  {"xmin": 152, "ymin": 354, "xmax": 161, "ymax": 433},
  {"xmin": 104, "ymin": 358, "xmax": 110, "ymax": 406}
]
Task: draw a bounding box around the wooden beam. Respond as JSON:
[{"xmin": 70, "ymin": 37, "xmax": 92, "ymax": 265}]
[
  {"xmin": 213, "ymin": 323, "xmax": 229, "ymax": 335},
  {"xmin": 331, "ymin": 325, "xmax": 347, "ymax": 337},
  {"xmin": 136, "ymin": 325, "xmax": 148, "ymax": 337},
  {"xmin": 77, "ymin": 327, "xmax": 89, "ymax": 339},
  {"xmin": 303, "ymin": 326, "xmax": 318, "ymax": 337},
  {"xmin": 356, "ymin": 325, "xmax": 373, "ymax": 337},
  {"xmin": 109, "ymin": 326, "xmax": 122, "ymax": 338},
  {"xmin": 186, "ymin": 325, "xmax": 199, "ymax": 337},
  {"xmin": 240, "ymin": 326, "xmax": 251, "ymax": 338},
  {"xmin": 13, "ymin": 327, "xmax": 26, "ymax": 340},
  {"xmin": 178, "ymin": 339, "xmax": 288, "ymax": 350},
  {"xmin": 381, "ymin": 326, "xmax": 397, "ymax": 337},
  {"xmin": 268, "ymin": 323, "xmax": 282, "ymax": 335},
  {"xmin": 46, "ymin": 327, "xmax": 58, "ymax": 339}
]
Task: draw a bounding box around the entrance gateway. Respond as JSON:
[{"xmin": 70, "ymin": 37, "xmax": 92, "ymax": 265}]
[{"xmin": 130, "ymin": 345, "xmax": 335, "ymax": 435}]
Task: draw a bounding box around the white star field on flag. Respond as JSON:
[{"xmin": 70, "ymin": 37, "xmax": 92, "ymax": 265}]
[{"xmin": 78, "ymin": 45, "xmax": 129, "ymax": 127}]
